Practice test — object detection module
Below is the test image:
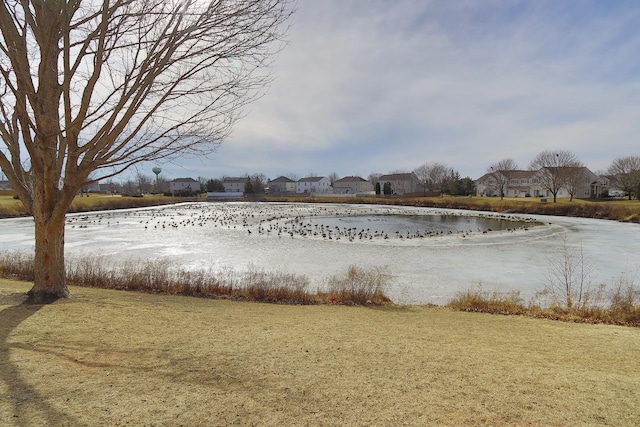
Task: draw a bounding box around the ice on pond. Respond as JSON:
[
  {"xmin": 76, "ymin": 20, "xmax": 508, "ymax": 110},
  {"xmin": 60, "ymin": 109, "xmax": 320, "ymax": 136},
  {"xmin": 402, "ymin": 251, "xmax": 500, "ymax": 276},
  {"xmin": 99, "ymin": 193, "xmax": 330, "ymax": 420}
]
[{"xmin": 1, "ymin": 202, "xmax": 639, "ymax": 305}]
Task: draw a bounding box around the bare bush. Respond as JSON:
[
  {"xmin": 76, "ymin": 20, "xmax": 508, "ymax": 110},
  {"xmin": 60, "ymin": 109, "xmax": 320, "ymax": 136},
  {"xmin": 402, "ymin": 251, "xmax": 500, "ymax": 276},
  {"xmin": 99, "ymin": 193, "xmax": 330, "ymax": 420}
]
[
  {"xmin": 543, "ymin": 236, "xmax": 595, "ymax": 310},
  {"xmin": 325, "ymin": 265, "xmax": 392, "ymax": 305},
  {"xmin": 448, "ymin": 286, "xmax": 526, "ymax": 315}
]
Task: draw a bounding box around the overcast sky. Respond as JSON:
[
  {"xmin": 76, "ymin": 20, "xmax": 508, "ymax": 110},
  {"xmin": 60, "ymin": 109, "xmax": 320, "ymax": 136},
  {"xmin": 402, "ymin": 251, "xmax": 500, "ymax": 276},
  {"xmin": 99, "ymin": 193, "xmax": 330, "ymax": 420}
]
[{"xmin": 145, "ymin": 0, "xmax": 640, "ymax": 182}]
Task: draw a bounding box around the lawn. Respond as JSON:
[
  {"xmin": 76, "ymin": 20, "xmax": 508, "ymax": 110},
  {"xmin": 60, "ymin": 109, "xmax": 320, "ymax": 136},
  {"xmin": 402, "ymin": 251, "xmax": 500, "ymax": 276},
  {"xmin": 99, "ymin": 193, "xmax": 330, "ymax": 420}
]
[{"xmin": 2, "ymin": 279, "xmax": 639, "ymax": 426}]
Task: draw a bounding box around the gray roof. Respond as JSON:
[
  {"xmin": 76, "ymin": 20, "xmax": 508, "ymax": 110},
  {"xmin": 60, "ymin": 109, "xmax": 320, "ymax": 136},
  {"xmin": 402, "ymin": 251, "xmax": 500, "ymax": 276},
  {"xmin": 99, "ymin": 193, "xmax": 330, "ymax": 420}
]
[
  {"xmin": 379, "ymin": 173, "xmax": 416, "ymax": 181},
  {"xmin": 298, "ymin": 176, "xmax": 326, "ymax": 183},
  {"xmin": 269, "ymin": 176, "xmax": 295, "ymax": 183},
  {"xmin": 335, "ymin": 176, "xmax": 367, "ymax": 183}
]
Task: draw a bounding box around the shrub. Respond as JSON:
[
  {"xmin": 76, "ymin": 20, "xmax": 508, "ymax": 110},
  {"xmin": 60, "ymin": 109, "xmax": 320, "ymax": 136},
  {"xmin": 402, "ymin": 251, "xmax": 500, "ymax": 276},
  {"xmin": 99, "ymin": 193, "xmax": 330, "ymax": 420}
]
[
  {"xmin": 324, "ymin": 265, "xmax": 392, "ymax": 305},
  {"xmin": 0, "ymin": 251, "xmax": 34, "ymax": 280},
  {"xmin": 447, "ymin": 287, "xmax": 527, "ymax": 315}
]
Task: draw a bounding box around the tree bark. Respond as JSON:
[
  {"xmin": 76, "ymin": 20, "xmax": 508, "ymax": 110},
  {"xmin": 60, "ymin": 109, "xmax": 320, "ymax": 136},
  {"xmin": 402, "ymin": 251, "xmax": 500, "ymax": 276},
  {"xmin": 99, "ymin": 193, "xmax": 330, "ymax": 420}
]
[{"xmin": 26, "ymin": 210, "xmax": 69, "ymax": 303}]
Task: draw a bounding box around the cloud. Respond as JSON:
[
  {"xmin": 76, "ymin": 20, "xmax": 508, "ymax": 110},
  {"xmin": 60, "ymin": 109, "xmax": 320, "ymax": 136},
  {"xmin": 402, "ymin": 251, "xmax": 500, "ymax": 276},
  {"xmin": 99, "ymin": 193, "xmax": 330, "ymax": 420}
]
[{"xmin": 151, "ymin": 0, "xmax": 640, "ymax": 181}]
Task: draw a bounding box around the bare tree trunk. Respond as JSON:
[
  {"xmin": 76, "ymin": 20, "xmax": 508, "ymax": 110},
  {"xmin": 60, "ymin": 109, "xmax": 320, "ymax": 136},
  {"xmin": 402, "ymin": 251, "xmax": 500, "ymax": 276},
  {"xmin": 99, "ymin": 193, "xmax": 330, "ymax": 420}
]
[
  {"xmin": 25, "ymin": 175, "xmax": 75, "ymax": 303},
  {"xmin": 27, "ymin": 210, "xmax": 69, "ymax": 303}
]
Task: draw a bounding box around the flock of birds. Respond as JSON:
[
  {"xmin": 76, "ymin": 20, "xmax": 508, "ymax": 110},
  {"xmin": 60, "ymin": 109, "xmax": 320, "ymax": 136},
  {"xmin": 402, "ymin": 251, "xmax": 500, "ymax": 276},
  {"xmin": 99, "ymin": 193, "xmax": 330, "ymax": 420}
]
[{"xmin": 64, "ymin": 203, "xmax": 538, "ymax": 243}]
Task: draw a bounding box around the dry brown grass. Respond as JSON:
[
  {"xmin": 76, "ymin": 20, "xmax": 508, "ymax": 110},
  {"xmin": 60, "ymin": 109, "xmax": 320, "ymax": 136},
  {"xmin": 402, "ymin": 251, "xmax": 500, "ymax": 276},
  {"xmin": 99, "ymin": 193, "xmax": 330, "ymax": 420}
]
[
  {"xmin": 1, "ymin": 279, "xmax": 639, "ymax": 426},
  {"xmin": 0, "ymin": 193, "xmax": 183, "ymax": 218},
  {"xmin": 0, "ymin": 252, "xmax": 393, "ymax": 306},
  {"xmin": 0, "ymin": 194, "xmax": 27, "ymax": 217}
]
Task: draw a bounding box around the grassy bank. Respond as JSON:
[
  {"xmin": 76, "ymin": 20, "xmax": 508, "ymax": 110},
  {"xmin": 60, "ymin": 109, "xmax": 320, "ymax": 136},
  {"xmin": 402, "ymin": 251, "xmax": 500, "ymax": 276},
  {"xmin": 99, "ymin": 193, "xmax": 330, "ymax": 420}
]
[
  {"xmin": 1, "ymin": 279, "xmax": 639, "ymax": 426},
  {"xmin": 265, "ymin": 194, "xmax": 640, "ymax": 223},
  {"xmin": 0, "ymin": 193, "xmax": 185, "ymax": 218}
]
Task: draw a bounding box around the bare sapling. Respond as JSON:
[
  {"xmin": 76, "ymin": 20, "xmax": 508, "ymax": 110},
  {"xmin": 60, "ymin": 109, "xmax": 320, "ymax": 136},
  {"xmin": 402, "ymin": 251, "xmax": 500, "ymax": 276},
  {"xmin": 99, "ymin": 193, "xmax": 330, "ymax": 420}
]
[{"xmin": 543, "ymin": 235, "xmax": 594, "ymax": 310}]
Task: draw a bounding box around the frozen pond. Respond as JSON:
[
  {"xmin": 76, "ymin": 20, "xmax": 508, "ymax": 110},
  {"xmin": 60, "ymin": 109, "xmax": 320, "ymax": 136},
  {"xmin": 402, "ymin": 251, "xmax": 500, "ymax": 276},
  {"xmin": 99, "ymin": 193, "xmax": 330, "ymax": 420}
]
[{"xmin": 1, "ymin": 202, "xmax": 639, "ymax": 305}]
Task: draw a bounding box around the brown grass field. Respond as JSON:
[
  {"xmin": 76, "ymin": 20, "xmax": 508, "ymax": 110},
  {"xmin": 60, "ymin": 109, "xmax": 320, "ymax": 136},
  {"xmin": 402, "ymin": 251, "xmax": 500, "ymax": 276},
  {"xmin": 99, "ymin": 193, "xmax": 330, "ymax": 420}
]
[{"xmin": 2, "ymin": 279, "xmax": 639, "ymax": 426}]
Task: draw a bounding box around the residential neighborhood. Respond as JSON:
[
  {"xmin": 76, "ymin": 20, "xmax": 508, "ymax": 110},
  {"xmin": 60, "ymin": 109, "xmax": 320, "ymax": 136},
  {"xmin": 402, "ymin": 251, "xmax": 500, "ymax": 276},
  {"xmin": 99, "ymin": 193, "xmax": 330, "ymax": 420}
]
[{"xmin": 2, "ymin": 154, "xmax": 637, "ymax": 201}]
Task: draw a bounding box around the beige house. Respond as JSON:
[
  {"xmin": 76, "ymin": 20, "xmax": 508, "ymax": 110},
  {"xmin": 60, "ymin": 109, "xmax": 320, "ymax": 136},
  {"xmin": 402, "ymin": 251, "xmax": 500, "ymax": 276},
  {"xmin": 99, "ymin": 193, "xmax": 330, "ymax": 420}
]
[
  {"xmin": 378, "ymin": 173, "xmax": 420, "ymax": 195},
  {"xmin": 268, "ymin": 176, "xmax": 296, "ymax": 194},
  {"xmin": 333, "ymin": 176, "xmax": 374, "ymax": 195}
]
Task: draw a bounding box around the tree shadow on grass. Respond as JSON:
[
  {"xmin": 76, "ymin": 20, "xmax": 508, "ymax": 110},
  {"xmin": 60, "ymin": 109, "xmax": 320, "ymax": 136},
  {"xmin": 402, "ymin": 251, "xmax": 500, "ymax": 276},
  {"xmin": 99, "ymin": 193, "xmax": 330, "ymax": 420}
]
[{"xmin": 0, "ymin": 294, "xmax": 77, "ymax": 426}]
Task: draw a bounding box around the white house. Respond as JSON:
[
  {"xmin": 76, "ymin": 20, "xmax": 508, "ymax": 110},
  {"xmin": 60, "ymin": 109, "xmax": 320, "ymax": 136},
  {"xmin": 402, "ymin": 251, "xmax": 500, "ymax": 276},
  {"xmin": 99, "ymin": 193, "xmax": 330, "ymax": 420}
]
[
  {"xmin": 170, "ymin": 177, "xmax": 201, "ymax": 193},
  {"xmin": 378, "ymin": 173, "xmax": 420, "ymax": 195},
  {"xmin": 333, "ymin": 176, "xmax": 374, "ymax": 195},
  {"xmin": 296, "ymin": 176, "xmax": 332, "ymax": 194},
  {"xmin": 268, "ymin": 176, "xmax": 296, "ymax": 194},
  {"xmin": 222, "ymin": 177, "xmax": 249, "ymax": 193}
]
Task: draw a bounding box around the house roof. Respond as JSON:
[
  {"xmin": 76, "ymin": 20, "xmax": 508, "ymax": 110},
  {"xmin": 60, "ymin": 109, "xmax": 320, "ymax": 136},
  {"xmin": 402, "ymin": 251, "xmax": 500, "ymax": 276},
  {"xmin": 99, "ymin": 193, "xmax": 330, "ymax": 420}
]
[
  {"xmin": 379, "ymin": 173, "xmax": 416, "ymax": 181},
  {"xmin": 334, "ymin": 176, "xmax": 367, "ymax": 183},
  {"xmin": 172, "ymin": 177, "xmax": 198, "ymax": 182},
  {"xmin": 298, "ymin": 176, "xmax": 326, "ymax": 183},
  {"xmin": 477, "ymin": 170, "xmax": 536, "ymax": 181},
  {"xmin": 223, "ymin": 177, "xmax": 249, "ymax": 183},
  {"xmin": 269, "ymin": 176, "xmax": 294, "ymax": 183},
  {"xmin": 508, "ymin": 170, "xmax": 538, "ymax": 179}
]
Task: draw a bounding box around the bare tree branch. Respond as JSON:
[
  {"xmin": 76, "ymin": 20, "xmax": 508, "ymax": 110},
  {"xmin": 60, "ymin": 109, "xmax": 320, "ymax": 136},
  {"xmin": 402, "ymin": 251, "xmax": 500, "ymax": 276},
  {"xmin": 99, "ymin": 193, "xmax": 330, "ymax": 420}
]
[
  {"xmin": 608, "ymin": 156, "xmax": 640, "ymax": 200},
  {"xmin": 0, "ymin": 0, "xmax": 293, "ymax": 302},
  {"xmin": 487, "ymin": 158, "xmax": 518, "ymax": 200},
  {"xmin": 529, "ymin": 150, "xmax": 581, "ymax": 203}
]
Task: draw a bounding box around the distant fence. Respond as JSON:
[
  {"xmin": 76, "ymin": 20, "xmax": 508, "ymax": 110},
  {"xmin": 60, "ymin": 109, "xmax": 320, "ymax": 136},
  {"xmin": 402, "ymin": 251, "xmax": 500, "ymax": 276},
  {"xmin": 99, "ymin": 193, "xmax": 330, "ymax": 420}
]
[{"xmin": 205, "ymin": 192, "xmax": 244, "ymax": 201}]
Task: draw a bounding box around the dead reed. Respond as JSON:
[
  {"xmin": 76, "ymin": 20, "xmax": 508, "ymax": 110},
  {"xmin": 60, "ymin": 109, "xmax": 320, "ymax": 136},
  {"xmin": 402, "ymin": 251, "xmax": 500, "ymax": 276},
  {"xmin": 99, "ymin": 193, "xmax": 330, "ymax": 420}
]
[
  {"xmin": 323, "ymin": 265, "xmax": 392, "ymax": 305},
  {"xmin": 0, "ymin": 252, "xmax": 392, "ymax": 306},
  {"xmin": 448, "ymin": 280, "xmax": 640, "ymax": 327}
]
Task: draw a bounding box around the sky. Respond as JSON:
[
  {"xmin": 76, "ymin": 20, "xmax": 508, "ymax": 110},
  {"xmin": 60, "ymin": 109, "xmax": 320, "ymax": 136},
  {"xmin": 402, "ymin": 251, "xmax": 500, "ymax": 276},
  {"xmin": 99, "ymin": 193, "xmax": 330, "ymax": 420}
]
[{"xmin": 141, "ymin": 0, "xmax": 640, "ymax": 183}]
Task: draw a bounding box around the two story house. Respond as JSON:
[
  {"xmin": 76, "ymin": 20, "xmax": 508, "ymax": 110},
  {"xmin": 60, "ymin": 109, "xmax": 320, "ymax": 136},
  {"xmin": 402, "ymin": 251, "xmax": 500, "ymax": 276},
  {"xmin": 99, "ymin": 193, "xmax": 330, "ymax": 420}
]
[
  {"xmin": 170, "ymin": 177, "xmax": 201, "ymax": 193},
  {"xmin": 222, "ymin": 177, "xmax": 249, "ymax": 193},
  {"xmin": 268, "ymin": 176, "xmax": 296, "ymax": 194},
  {"xmin": 296, "ymin": 176, "xmax": 332, "ymax": 194},
  {"xmin": 378, "ymin": 173, "xmax": 420, "ymax": 195},
  {"xmin": 333, "ymin": 176, "xmax": 374, "ymax": 195}
]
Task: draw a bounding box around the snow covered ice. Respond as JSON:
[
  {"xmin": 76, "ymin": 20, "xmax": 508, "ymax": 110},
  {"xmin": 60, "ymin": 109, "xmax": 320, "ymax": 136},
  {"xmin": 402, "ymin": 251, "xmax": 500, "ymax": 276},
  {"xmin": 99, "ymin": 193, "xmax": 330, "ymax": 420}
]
[{"xmin": 1, "ymin": 202, "xmax": 639, "ymax": 305}]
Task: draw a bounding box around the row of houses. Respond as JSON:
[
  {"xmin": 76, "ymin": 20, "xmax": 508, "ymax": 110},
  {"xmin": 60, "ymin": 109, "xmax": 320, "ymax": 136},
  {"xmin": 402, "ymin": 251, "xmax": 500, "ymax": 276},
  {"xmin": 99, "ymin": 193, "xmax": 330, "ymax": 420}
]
[
  {"xmin": 246, "ymin": 174, "xmax": 422, "ymax": 196},
  {"xmin": 268, "ymin": 176, "xmax": 374, "ymax": 195},
  {"xmin": 170, "ymin": 174, "xmax": 417, "ymax": 196},
  {"xmin": 265, "ymin": 168, "xmax": 626, "ymax": 199},
  {"xmin": 1, "ymin": 168, "xmax": 622, "ymax": 200}
]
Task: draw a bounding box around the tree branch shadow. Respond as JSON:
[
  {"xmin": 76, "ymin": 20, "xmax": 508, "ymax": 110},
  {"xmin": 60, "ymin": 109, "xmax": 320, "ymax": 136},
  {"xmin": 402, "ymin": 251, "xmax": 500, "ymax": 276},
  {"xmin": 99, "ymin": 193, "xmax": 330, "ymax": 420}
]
[{"xmin": 0, "ymin": 294, "xmax": 77, "ymax": 426}]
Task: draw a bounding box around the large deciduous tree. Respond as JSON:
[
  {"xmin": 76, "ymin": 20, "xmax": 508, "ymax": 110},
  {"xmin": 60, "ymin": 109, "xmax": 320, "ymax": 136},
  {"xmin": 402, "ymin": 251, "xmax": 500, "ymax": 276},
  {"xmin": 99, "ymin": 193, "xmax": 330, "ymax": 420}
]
[
  {"xmin": 0, "ymin": 0, "xmax": 292, "ymax": 302},
  {"xmin": 487, "ymin": 158, "xmax": 518, "ymax": 200},
  {"xmin": 608, "ymin": 156, "xmax": 640, "ymax": 200},
  {"xmin": 414, "ymin": 161, "xmax": 451, "ymax": 196},
  {"xmin": 529, "ymin": 150, "xmax": 581, "ymax": 203}
]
